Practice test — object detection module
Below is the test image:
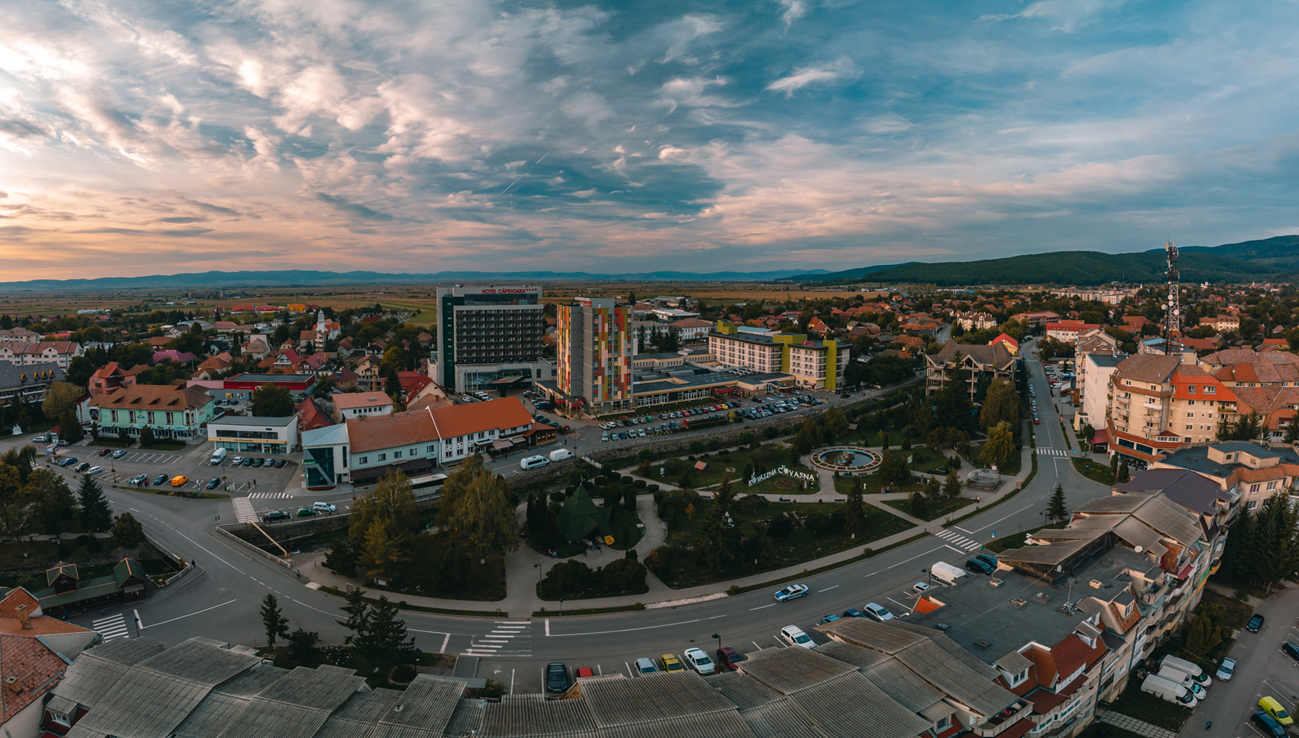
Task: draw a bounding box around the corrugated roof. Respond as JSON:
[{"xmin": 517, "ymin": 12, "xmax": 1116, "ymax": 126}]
[
  {"xmin": 995, "ymin": 651, "xmax": 1033, "ymax": 675},
  {"xmin": 479, "ymin": 693, "xmax": 598, "ymax": 737},
  {"xmin": 51, "ymin": 638, "xmax": 166, "ymax": 709},
  {"xmin": 370, "ymin": 674, "xmax": 467, "ymax": 738},
  {"xmin": 444, "ymin": 698, "xmax": 486, "ymax": 738},
  {"xmin": 737, "ymin": 699, "xmax": 828, "ymax": 738},
  {"xmin": 808, "ymin": 641, "xmax": 891, "ymax": 670},
  {"xmin": 313, "ymin": 689, "xmax": 404, "ymax": 738},
  {"xmin": 1112, "ymin": 517, "xmax": 1168, "ymax": 558},
  {"xmin": 1130, "ymin": 494, "xmax": 1202, "ymax": 546},
  {"xmin": 214, "ymin": 664, "xmax": 365, "ymax": 738},
  {"xmin": 705, "ymin": 671, "xmax": 783, "ymax": 710},
  {"xmin": 736, "ymin": 645, "xmax": 857, "ymax": 694},
  {"xmin": 1076, "ymin": 494, "xmax": 1151, "ymax": 514},
  {"xmin": 894, "ymin": 639, "xmax": 1018, "ymax": 717},
  {"xmin": 172, "ymin": 665, "xmax": 291, "ymax": 738},
  {"xmin": 859, "ymin": 657, "xmax": 946, "ymax": 714},
  {"xmin": 578, "ymin": 672, "xmax": 738, "ymax": 728},
  {"xmin": 787, "ymin": 672, "xmax": 933, "ymax": 738},
  {"xmin": 814, "ymin": 618, "xmax": 929, "ymax": 654}
]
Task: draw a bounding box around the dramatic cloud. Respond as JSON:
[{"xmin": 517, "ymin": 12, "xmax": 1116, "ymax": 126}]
[{"xmin": 0, "ymin": 0, "xmax": 1296, "ymax": 278}]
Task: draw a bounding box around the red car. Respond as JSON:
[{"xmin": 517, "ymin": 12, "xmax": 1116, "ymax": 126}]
[
  {"xmin": 1033, "ymin": 417, "xmax": 1040, "ymax": 424},
  {"xmin": 716, "ymin": 647, "xmax": 746, "ymax": 671},
  {"xmin": 98, "ymin": 448, "xmax": 111, "ymax": 456},
  {"xmin": 575, "ymin": 667, "xmax": 595, "ymax": 679}
]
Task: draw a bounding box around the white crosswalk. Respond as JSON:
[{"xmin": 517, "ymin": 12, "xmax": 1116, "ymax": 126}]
[
  {"xmin": 463, "ymin": 620, "xmax": 532, "ymax": 658},
  {"xmin": 935, "ymin": 529, "xmax": 981, "ymax": 552},
  {"xmin": 1038, "ymin": 448, "xmax": 1070, "ymax": 457},
  {"xmin": 232, "ymin": 497, "xmax": 257, "ymax": 524},
  {"xmin": 94, "ymin": 613, "xmax": 130, "ymax": 642},
  {"xmin": 247, "ymin": 492, "xmax": 292, "ymax": 499}
]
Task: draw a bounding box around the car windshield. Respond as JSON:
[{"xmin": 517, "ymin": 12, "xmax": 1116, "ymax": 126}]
[
  {"xmin": 794, "ymin": 633, "xmax": 811, "ymax": 643},
  {"xmin": 1279, "ymin": 710, "xmax": 1291, "ymax": 720},
  {"xmin": 695, "ymin": 654, "xmax": 712, "ymax": 665}
]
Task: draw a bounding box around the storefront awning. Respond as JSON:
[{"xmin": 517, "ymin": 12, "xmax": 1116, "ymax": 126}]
[{"xmin": 350, "ymin": 458, "xmax": 435, "ymax": 484}]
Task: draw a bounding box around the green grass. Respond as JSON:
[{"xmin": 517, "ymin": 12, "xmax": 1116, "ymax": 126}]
[
  {"xmin": 832, "ymin": 473, "xmax": 925, "ymax": 496},
  {"xmin": 90, "ymin": 437, "xmax": 134, "ymax": 448},
  {"xmin": 140, "ymin": 440, "xmax": 186, "ymax": 451},
  {"xmin": 652, "ymin": 498, "xmax": 914, "ymax": 588},
  {"xmin": 727, "ymin": 531, "xmax": 929, "ymax": 595},
  {"xmin": 1106, "ymin": 682, "xmax": 1192, "ymax": 731},
  {"xmin": 882, "ymin": 496, "xmax": 974, "ymax": 521},
  {"xmin": 534, "ymin": 601, "xmax": 647, "ymax": 617},
  {"xmin": 1073, "ymin": 458, "xmax": 1116, "ymax": 485}
]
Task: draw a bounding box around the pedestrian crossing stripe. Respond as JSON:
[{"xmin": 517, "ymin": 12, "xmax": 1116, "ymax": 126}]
[
  {"xmin": 93, "ymin": 613, "xmax": 130, "ymax": 642},
  {"xmin": 1038, "ymin": 448, "xmax": 1069, "ymax": 457},
  {"xmin": 247, "ymin": 492, "xmax": 292, "ymax": 499},
  {"xmin": 232, "ymin": 497, "xmax": 257, "ymax": 524},
  {"xmin": 463, "ymin": 621, "xmax": 532, "ymax": 657},
  {"xmin": 935, "ymin": 529, "xmax": 981, "ymax": 552}
]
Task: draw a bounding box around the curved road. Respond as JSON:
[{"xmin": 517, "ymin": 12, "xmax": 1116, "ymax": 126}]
[{"xmin": 20, "ymin": 341, "xmax": 1108, "ymax": 693}]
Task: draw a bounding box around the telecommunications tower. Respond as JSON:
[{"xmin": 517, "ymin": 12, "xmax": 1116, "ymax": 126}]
[{"xmin": 1164, "ymin": 239, "xmax": 1180, "ymax": 346}]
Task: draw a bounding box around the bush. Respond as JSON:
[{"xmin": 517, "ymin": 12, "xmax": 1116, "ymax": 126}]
[
  {"xmin": 86, "ymin": 535, "xmax": 102, "ymax": 553},
  {"xmin": 688, "ymin": 441, "xmax": 705, "ymax": 454},
  {"xmin": 706, "ymin": 439, "xmax": 722, "ymax": 452},
  {"xmin": 633, "ymin": 479, "xmax": 646, "ymax": 488},
  {"xmin": 762, "ymin": 425, "xmax": 779, "ymax": 440},
  {"xmin": 544, "ymin": 560, "xmax": 596, "ymax": 597},
  {"xmin": 600, "ymin": 558, "xmax": 647, "ymax": 593},
  {"xmin": 75, "ymin": 534, "xmax": 90, "ymax": 546},
  {"xmin": 767, "ymin": 514, "xmax": 795, "ymax": 539}
]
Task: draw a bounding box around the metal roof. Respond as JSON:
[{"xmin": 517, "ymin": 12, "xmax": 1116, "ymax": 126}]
[
  {"xmin": 172, "ymin": 665, "xmax": 291, "ymax": 738},
  {"xmin": 808, "ymin": 641, "xmax": 891, "ymax": 670},
  {"xmin": 893, "ymin": 639, "xmax": 1017, "ymax": 718},
  {"xmin": 314, "ymin": 689, "xmax": 404, "ymax": 738},
  {"xmin": 577, "ymin": 672, "xmax": 738, "ymax": 728},
  {"xmin": 444, "ymin": 698, "xmax": 487, "ymax": 737},
  {"xmin": 859, "ymin": 657, "xmax": 946, "ymax": 714},
  {"xmin": 814, "ymin": 618, "xmax": 929, "ymax": 654},
  {"xmin": 735, "ymin": 646, "xmax": 857, "ymax": 694},
  {"xmin": 479, "ymin": 694, "xmax": 598, "ymax": 737},
  {"xmin": 599, "ymin": 712, "xmax": 754, "ymax": 738},
  {"xmin": 136, "ymin": 637, "xmax": 262, "ymax": 685},
  {"xmin": 1130, "ymin": 494, "xmax": 1202, "ymax": 546},
  {"xmin": 52, "ymin": 639, "xmax": 165, "ymax": 708},
  {"xmin": 737, "ymin": 700, "xmax": 829, "ymax": 738},
  {"xmin": 704, "ymin": 672, "xmax": 783, "ymax": 710},
  {"xmin": 370, "ymin": 674, "xmax": 467, "ymax": 738},
  {"xmin": 213, "ymin": 664, "xmax": 365, "ymax": 738},
  {"xmin": 787, "ymin": 672, "xmax": 933, "ymax": 738}
]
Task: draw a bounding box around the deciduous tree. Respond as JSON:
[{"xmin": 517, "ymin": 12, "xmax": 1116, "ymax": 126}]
[
  {"xmin": 436, "ymin": 455, "xmax": 519, "ymax": 562},
  {"xmin": 251, "ymin": 384, "xmax": 294, "ymax": 417},
  {"xmin": 111, "ymin": 512, "xmax": 145, "ymax": 548},
  {"xmin": 943, "ymin": 468, "xmax": 963, "ymax": 500},
  {"xmin": 843, "ymin": 478, "xmax": 866, "ymax": 539},
  {"xmin": 349, "ymin": 471, "xmax": 419, "ymax": 579},
  {"xmin": 979, "ymin": 422, "xmax": 1016, "ymax": 469}
]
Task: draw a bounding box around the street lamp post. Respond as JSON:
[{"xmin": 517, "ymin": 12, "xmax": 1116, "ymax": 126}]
[{"xmin": 712, "ymin": 633, "xmax": 721, "ymax": 653}]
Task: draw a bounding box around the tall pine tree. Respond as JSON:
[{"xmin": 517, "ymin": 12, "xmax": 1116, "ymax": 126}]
[
  {"xmin": 261, "ymin": 593, "xmax": 289, "ymax": 647},
  {"xmin": 1046, "ymin": 483, "xmax": 1068, "ymax": 523},
  {"xmin": 78, "ymin": 475, "xmax": 113, "ymax": 532}
]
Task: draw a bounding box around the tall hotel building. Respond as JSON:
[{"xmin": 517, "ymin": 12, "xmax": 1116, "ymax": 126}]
[
  {"xmin": 431, "ymin": 286, "xmax": 550, "ymax": 394},
  {"xmin": 555, "ymin": 297, "xmax": 634, "ymax": 415}
]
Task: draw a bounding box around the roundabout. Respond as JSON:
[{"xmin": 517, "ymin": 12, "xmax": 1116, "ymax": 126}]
[{"xmin": 809, "ymin": 445, "xmax": 882, "ymax": 474}]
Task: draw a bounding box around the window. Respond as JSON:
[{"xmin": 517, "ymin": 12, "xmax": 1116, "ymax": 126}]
[
  {"xmin": 393, "ymin": 450, "xmax": 402, "ymax": 459},
  {"xmin": 1188, "ymin": 385, "xmax": 1196, "ymax": 393},
  {"xmin": 359, "ymin": 456, "xmax": 368, "ymax": 464},
  {"xmin": 935, "ymin": 715, "xmax": 951, "ymax": 731},
  {"xmin": 426, "ymin": 445, "xmax": 434, "ymax": 454},
  {"xmin": 1267, "ymin": 481, "xmax": 1277, "ymax": 490},
  {"xmin": 1249, "ymin": 483, "xmax": 1260, "ymax": 493},
  {"xmin": 1206, "ymin": 385, "xmax": 1216, "ymax": 393},
  {"xmin": 378, "ymin": 453, "xmax": 387, "ymax": 461}
]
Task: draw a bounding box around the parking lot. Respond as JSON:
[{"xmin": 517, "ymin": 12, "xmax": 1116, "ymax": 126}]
[{"xmin": 60, "ymin": 441, "xmax": 302, "ymax": 498}]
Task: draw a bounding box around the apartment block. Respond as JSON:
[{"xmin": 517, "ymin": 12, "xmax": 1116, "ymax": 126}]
[
  {"xmin": 431, "ymin": 285, "xmax": 548, "ymax": 394},
  {"xmin": 551, "ymin": 297, "xmax": 635, "ymax": 416},
  {"xmin": 709, "ymin": 321, "xmax": 849, "ymax": 390},
  {"xmin": 1107, "ymin": 354, "xmax": 1234, "ymax": 465},
  {"xmin": 925, "ymin": 341, "xmax": 1019, "ymax": 400}
]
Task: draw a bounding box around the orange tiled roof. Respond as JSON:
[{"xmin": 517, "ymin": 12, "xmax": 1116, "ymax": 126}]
[{"xmin": 0, "ymin": 634, "xmax": 69, "ymax": 723}]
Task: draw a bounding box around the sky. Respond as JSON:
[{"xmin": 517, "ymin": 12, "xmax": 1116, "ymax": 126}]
[{"xmin": 2, "ymin": 0, "xmax": 1299, "ymax": 280}]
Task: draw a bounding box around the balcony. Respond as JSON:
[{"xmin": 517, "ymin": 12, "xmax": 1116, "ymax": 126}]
[
  {"xmin": 972, "ymin": 700, "xmax": 1032, "ymax": 737},
  {"xmin": 1143, "ymin": 400, "xmax": 1162, "ymax": 410}
]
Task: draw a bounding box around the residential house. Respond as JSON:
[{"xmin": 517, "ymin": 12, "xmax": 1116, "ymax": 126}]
[
  {"xmin": 356, "ymin": 355, "xmax": 382, "ymax": 392},
  {"xmin": 0, "ymin": 588, "xmax": 96, "ymax": 738},
  {"xmin": 192, "ymin": 354, "xmax": 232, "ymax": 380},
  {"xmin": 88, "ymin": 362, "xmax": 147, "ymax": 397},
  {"xmin": 0, "ymin": 363, "xmax": 66, "ymax": 409},
  {"xmin": 295, "ymin": 397, "xmax": 333, "ymax": 433},
  {"xmin": 954, "ymin": 310, "xmax": 997, "ymax": 331},
  {"xmin": 925, "ymin": 341, "xmax": 1019, "ymax": 400},
  {"xmin": 0, "ymin": 340, "xmax": 83, "ymax": 369},
  {"xmin": 989, "ymin": 333, "xmax": 1019, "ymax": 355},
  {"xmin": 1019, "ymin": 311, "xmax": 1060, "ymax": 330},
  {"xmin": 89, "ymin": 385, "xmax": 216, "ymax": 440},
  {"xmin": 1151, "ymin": 442, "xmax": 1299, "ymax": 513},
  {"xmin": 0, "ymin": 327, "xmax": 41, "ymax": 343},
  {"xmin": 33, "ymin": 559, "xmax": 149, "ymax": 615},
  {"xmin": 669, "ymin": 317, "xmax": 713, "ymax": 342},
  {"xmin": 331, "ymin": 391, "xmax": 394, "ymax": 423},
  {"xmin": 1107, "ymin": 354, "xmax": 1236, "ymax": 465},
  {"xmin": 1046, "ymin": 322, "xmax": 1102, "ymax": 344}
]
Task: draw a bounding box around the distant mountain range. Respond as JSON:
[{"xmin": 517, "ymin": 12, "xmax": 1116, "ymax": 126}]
[
  {"xmin": 782, "ymin": 235, "xmax": 1299, "ymax": 287},
  {"xmin": 0, "ymin": 268, "xmax": 830, "ymax": 292}
]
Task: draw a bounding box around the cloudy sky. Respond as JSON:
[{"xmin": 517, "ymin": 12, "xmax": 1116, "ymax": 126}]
[{"xmin": 1, "ymin": 0, "xmax": 1297, "ymax": 279}]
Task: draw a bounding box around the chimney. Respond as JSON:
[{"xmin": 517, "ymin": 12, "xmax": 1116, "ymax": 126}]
[
  {"xmin": 15, "ymin": 604, "xmax": 31, "ymax": 630},
  {"xmin": 5, "ymin": 676, "xmax": 20, "ymax": 694}
]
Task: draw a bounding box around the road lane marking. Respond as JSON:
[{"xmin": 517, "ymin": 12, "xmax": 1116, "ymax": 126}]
[
  {"xmin": 863, "ymin": 545, "xmax": 947, "ymax": 578},
  {"xmin": 625, "ymin": 662, "xmax": 633, "ymax": 677},
  {"xmin": 442, "ymin": 633, "xmax": 451, "ymax": 653},
  {"xmin": 968, "ymin": 503, "xmax": 1033, "ymax": 534},
  {"xmin": 750, "ymin": 604, "xmax": 775, "ymax": 611},
  {"xmin": 547, "ymin": 618, "xmax": 703, "ymax": 637},
  {"xmin": 818, "ymin": 585, "xmax": 839, "ymax": 592},
  {"xmin": 545, "ymin": 619, "xmax": 550, "ymax": 636},
  {"xmin": 943, "ymin": 544, "xmax": 964, "ymax": 554},
  {"xmin": 139, "ymin": 599, "xmax": 237, "ymax": 629},
  {"xmin": 887, "ymin": 597, "xmax": 909, "ymax": 610},
  {"xmin": 752, "ymin": 641, "xmax": 763, "ymax": 650}
]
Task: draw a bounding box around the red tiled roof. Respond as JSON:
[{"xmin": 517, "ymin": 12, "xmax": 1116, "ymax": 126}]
[
  {"xmin": 0, "ymin": 588, "xmax": 40, "ymax": 620},
  {"xmin": 0, "ymin": 634, "xmax": 68, "ymax": 724},
  {"xmin": 333, "ymin": 391, "xmax": 394, "ymax": 410},
  {"xmin": 430, "ymin": 396, "xmax": 534, "ymax": 439}
]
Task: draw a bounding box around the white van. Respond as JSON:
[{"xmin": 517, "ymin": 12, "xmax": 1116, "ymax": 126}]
[
  {"xmin": 211, "ymin": 448, "xmax": 228, "ymax": 465},
  {"xmin": 520, "ymin": 455, "xmax": 549, "ymax": 470},
  {"xmin": 1160, "ymin": 655, "xmax": 1212, "ymax": 687},
  {"xmin": 549, "ymin": 448, "xmax": 574, "ymax": 462},
  {"xmin": 1141, "ymin": 674, "xmax": 1197, "ymax": 706},
  {"xmin": 1156, "ymin": 666, "xmax": 1207, "ymax": 700}
]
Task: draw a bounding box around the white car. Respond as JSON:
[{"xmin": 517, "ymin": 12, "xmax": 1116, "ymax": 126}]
[
  {"xmin": 912, "ymin": 582, "xmax": 931, "ymax": 595},
  {"xmin": 780, "ymin": 625, "xmax": 816, "ymax": 650},
  {"xmin": 863, "ymin": 602, "xmax": 895, "ymax": 621},
  {"xmin": 1215, "ymin": 657, "xmax": 1235, "ymax": 681},
  {"xmin": 683, "ymin": 648, "xmax": 715, "ymax": 675},
  {"xmin": 86, "ymin": 466, "xmax": 103, "ymax": 476},
  {"xmin": 312, "ymin": 502, "xmax": 337, "ymax": 514}
]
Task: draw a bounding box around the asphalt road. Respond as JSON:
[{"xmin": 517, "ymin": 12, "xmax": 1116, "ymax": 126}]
[
  {"xmin": 1194, "ymin": 587, "xmax": 1299, "ymax": 737},
  {"xmin": 8, "ymin": 340, "xmax": 1112, "ymax": 695}
]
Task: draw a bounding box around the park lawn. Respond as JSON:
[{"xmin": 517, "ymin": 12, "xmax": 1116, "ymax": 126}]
[
  {"xmin": 1073, "ymin": 458, "xmax": 1116, "ymax": 485},
  {"xmin": 654, "ymin": 499, "xmax": 914, "ymax": 588},
  {"xmin": 882, "ymin": 496, "xmax": 974, "ymax": 522},
  {"xmin": 908, "ymin": 447, "xmax": 956, "ymax": 474},
  {"xmin": 832, "ymin": 473, "xmax": 925, "ymax": 496}
]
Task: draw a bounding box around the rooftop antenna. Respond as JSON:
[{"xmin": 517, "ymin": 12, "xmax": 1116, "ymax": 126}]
[{"xmin": 1164, "ymin": 239, "xmax": 1180, "ymax": 351}]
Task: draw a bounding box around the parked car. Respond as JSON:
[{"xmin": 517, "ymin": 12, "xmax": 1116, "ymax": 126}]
[
  {"xmin": 912, "ymin": 582, "xmax": 931, "ymax": 595},
  {"xmin": 965, "ymin": 557, "xmax": 994, "ymax": 575},
  {"xmin": 296, "ymin": 507, "xmax": 316, "ymax": 517},
  {"xmin": 313, "ymin": 502, "xmax": 337, "ymax": 513},
  {"xmin": 780, "ymin": 625, "xmax": 815, "ymax": 650},
  {"xmin": 683, "ymin": 648, "xmax": 715, "ymax": 675},
  {"xmin": 974, "ymin": 553, "xmax": 999, "ymax": 569},
  {"xmin": 206, "ymin": 478, "xmax": 221, "ymax": 489},
  {"xmin": 252, "ymin": 458, "xmax": 264, "ymax": 468},
  {"xmin": 716, "ymin": 647, "xmax": 746, "ymax": 671},
  {"xmin": 130, "ymin": 474, "xmax": 148, "ymax": 485},
  {"xmin": 86, "ymin": 466, "xmax": 103, "ymax": 476},
  {"xmin": 1248, "ymin": 614, "xmax": 1266, "ymax": 632},
  {"xmin": 774, "ymin": 584, "xmax": 809, "ymax": 602},
  {"xmin": 232, "ymin": 456, "xmax": 244, "ymax": 465},
  {"xmin": 819, "ymin": 614, "xmax": 841, "ymax": 625},
  {"xmin": 112, "ymin": 449, "xmax": 128, "ymax": 459},
  {"xmin": 574, "ymin": 667, "xmax": 595, "ymax": 679},
  {"xmin": 98, "ymin": 448, "xmax": 111, "ymax": 457},
  {"xmin": 1283, "ymin": 642, "xmax": 1299, "ymax": 662},
  {"xmin": 1261, "ymin": 697, "xmax": 1294, "ymax": 726},
  {"xmin": 59, "ymin": 457, "xmax": 77, "ymax": 467},
  {"xmin": 863, "ymin": 602, "xmax": 895, "ymax": 622},
  {"xmin": 842, "ymin": 608, "xmax": 866, "ymax": 619},
  {"xmin": 241, "ymin": 457, "xmax": 254, "ymax": 467},
  {"xmin": 75, "ymin": 462, "xmax": 90, "ymax": 472},
  {"xmin": 659, "ymin": 654, "xmax": 684, "ymax": 673},
  {"xmin": 153, "ymin": 473, "xmax": 169, "ymax": 486},
  {"xmin": 634, "ymin": 657, "xmax": 658, "ymax": 675},
  {"xmin": 1215, "ymin": 657, "xmax": 1235, "ymax": 681},
  {"xmin": 262, "ymin": 510, "xmax": 291, "ymax": 523},
  {"xmin": 275, "ymin": 458, "xmax": 287, "ymax": 468},
  {"xmin": 1253, "ymin": 711, "xmax": 1288, "ymax": 738},
  {"xmin": 545, "ymin": 662, "xmax": 570, "ymax": 693}
]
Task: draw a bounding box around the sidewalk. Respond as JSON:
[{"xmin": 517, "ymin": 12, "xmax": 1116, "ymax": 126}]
[
  {"xmin": 291, "ymin": 445, "xmax": 1039, "ymax": 618},
  {"xmin": 1097, "ymin": 710, "xmax": 1178, "ymax": 738}
]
